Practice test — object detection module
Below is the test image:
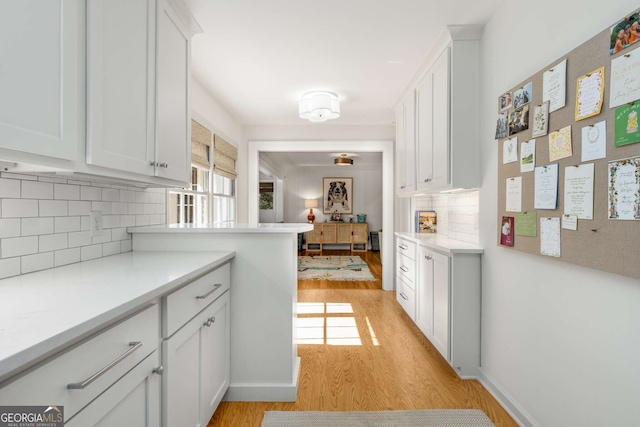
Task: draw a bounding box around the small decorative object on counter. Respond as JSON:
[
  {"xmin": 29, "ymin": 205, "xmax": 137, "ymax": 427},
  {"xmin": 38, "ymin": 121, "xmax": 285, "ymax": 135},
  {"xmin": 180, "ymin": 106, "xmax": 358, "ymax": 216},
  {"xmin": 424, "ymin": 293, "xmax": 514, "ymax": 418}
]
[{"xmin": 356, "ymin": 214, "xmax": 366, "ymax": 223}]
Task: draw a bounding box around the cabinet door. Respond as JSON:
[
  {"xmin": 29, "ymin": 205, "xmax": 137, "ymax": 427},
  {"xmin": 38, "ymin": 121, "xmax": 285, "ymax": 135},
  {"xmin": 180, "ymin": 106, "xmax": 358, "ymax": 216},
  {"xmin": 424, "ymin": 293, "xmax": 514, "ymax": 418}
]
[
  {"xmin": 432, "ymin": 251, "xmax": 450, "ymax": 360},
  {"xmin": 306, "ymin": 225, "xmax": 322, "ymax": 244},
  {"xmin": 395, "ymin": 105, "xmax": 406, "ymax": 192},
  {"xmin": 336, "ymin": 224, "xmax": 352, "ymax": 243},
  {"xmin": 163, "ymin": 294, "xmax": 230, "ymax": 427},
  {"xmin": 200, "ymin": 293, "xmax": 230, "ymax": 424},
  {"xmin": 65, "ymin": 351, "xmax": 161, "ymax": 427},
  {"xmin": 403, "ymin": 92, "xmax": 416, "ymax": 192},
  {"xmin": 0, "ymin": 1, "xmax": 79, "ymax": 161},
  {"xmin": 322, "ymin": 224, "xmax": 336, "ymax": 243},
  {"xmin": 416, "ymin": 71, "xmax": 433, "ymax": 191},
  {"xmin": 155, "ymin": 0, "xmax": 190, "ymax": 184},
  {"xmin": 86, "ymin": 0, "xmax": 156, "ymax": 176},
  {"xmin": 431, "ymin": 47, "xmax": 451, "ymax": 189},
  {"xmin": 416, "ymin": 247, "xmax": 434, "ymax": 339},
  {"xmin": 352, "ymin": 224, "xmax": 367, "ymax": 244}
]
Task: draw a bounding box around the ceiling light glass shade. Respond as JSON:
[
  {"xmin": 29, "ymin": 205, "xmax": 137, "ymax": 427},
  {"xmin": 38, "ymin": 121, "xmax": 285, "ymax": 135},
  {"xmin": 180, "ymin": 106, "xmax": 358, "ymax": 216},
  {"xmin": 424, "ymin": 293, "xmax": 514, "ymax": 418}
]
[{"xmin": 299, "ymin": 91, "xmax": 340, "ymax": 123}]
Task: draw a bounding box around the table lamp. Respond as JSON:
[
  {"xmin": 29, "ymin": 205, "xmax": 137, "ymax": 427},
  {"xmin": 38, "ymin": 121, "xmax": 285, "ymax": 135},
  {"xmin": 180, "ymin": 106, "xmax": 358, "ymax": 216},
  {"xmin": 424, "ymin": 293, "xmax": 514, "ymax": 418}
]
[{"xmin": 304, "ymin": 199, "xmax": 318, "ymax": 223}]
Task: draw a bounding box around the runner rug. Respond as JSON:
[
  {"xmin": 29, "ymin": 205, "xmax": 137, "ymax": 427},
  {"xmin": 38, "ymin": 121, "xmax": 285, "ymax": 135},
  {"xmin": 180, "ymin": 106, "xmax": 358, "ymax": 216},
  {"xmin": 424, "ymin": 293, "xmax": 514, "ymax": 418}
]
[
  {"xmin": 297, "ymin": 256, "xmax": 376, "ymax": 281},
  {"xmin": 262, "ymin": 409, "xmax": 495, "ymax": 426}
]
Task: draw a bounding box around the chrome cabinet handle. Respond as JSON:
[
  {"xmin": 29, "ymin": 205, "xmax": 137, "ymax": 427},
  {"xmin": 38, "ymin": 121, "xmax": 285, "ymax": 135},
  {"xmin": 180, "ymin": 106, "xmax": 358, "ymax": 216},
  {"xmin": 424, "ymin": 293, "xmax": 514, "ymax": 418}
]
[
  {"xmin": 400, "ymin": 293, "xmax": 409, "ymax": 300},
  {"xmin": 149, "ymin": 161, "xmax": 158, "ymax": 167},
  {"xmin": 398, "ymin": 244, "xmax": 408, "ymax": 250},
  {"xmin": 159, "ymin": 162, "xmax": 168, "ymax": 168},
  {"xmin": 196, "ymin": 283, "xmax": 222, "ymax": 300},
  {"xmin": 425, "ymin": 255, "xmax": 432, "ymax": 260},
  {"xmin": 204, "ymin": 316, "xmax": 216, "ymax": 327},
  {"xmin": 68, "ymin": 342, "xmax": 143, "ymax": 390},
  {"xmin": 400, "ymin": 265, "xmax": 409, "ymax": 272},
  {"xmin": 152, "ymin": 365, "xmax": 164, "ymax": 375}
]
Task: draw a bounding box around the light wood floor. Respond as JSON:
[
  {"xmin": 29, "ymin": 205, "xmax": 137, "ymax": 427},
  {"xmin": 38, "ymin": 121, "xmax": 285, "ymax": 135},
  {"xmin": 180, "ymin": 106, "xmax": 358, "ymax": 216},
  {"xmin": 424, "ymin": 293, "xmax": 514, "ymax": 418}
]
[{"xmin": 208, "ymin": 251, "xmax": 517, "ymax": 427}]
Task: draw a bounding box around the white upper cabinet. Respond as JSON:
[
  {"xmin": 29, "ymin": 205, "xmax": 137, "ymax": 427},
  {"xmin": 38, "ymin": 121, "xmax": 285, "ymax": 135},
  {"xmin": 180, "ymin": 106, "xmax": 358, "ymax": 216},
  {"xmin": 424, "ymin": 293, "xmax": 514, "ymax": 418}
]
[
  {"xmin": 86, "ymin": 0, "xmax": 156, "ymax": 177},
  {"xmin": 0, "ymin": 0, "xmax": 80, "ymax": 161},
  {"xmin": 87, "ymin": 0, "xmax": 192, "ymax": 186},
  {"xmin": 397, "ymin": 26, "xmax": 481, "ymax": 195},
  {"xmin": 396, "ymin": 91, "xmax": 416, "ymax": 194},
  {"xmin": 155, "ymin": 0, "xmax": 191, "ymax": 183}
]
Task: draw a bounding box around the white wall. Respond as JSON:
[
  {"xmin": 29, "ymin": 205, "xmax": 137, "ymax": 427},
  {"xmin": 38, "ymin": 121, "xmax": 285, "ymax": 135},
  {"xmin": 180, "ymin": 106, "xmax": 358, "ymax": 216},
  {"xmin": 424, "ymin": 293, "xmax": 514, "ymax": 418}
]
[
  {"xmin": 479, "ymin": 2, "xmax": 640, "ymax": 426},
  {"xmin": 282, "ymin": 165, "xmax": 383, "ymax": 234},
  {"xmin": 190, "ymin": 78, "xmax": 248, "ymax": 222}
]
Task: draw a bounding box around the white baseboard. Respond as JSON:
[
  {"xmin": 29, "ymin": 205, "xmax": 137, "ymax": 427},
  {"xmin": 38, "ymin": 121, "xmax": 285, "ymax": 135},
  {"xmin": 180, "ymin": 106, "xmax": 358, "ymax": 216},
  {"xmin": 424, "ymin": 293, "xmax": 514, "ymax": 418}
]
[
  {"xmin": 478, "ymin": 367, "xmax": 540, "ymax": 427},
  {"xmin": 224, "ymin": 357, "xmax": 300, "ymax": 402}
]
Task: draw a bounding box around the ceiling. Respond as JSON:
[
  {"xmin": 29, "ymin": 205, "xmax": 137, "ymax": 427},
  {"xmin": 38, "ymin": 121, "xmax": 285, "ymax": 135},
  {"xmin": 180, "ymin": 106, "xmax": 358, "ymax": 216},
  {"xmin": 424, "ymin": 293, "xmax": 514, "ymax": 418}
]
[
  {"xmin": 261, "ymin": 152, "xmax": 382, "ymax": 171},
  {"xmin": 185, "ymin": 0, "xmax": 504, "ymax": 127}
]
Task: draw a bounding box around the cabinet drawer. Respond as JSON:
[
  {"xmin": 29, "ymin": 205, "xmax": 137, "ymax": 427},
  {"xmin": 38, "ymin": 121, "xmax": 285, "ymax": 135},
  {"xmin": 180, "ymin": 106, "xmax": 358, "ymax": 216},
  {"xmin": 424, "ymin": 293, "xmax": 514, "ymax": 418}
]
[
  {"xmin": 163, "ymin": 262, "xmax": 230, "ymax": 337},
  {"xmin": 396, "ymin": 276, "xmax": 416, "ymax": 320},
  {"xmin": 396, "ymin": 238, "xmax": 416, "ymax": 260},
  {"xmin": 0, "ymin": 304, "xmax": 159, "ymax": 420},
  {"xmin": 396, "ymin": 252, "xmax": 416, "ymax": 288}
]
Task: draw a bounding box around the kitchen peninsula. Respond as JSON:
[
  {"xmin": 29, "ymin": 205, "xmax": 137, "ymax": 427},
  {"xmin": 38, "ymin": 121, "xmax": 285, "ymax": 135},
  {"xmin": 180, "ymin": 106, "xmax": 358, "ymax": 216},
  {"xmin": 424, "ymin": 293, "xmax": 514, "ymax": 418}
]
[{"xmin": 128, "ymin": 223, "xmax": 313, "ymax": 401}]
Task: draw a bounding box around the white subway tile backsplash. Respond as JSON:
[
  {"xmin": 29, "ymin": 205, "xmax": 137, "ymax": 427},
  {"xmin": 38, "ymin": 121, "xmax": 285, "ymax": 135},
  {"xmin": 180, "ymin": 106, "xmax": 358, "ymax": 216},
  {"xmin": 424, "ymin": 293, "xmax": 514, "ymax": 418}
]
[
  {"xmin": 2, "ymin": 199, "xmax": 39, "ymax": 218},
  {"xmin": 22, "ymin": 252, "xmax": 54, "ymax": 274},
  {"xmin": 81, "ymin": 244, "xmax": 103, "ymax": 261},
  {"xmin": 22, "ymin": 181, "xmax": 53, "ymax": 199},
  {"xmin": 68, "ymin": 200, "xmax": 91, "ymax": 216},
  {"xmin": 54, "ymin": 184, "xmax": 80, "ymax": 200},
  {"xmin": 0, "ymin": 178, "xmax": 22, "ymax": 198},
  {"xmin": 102, "ymin": 241, "xmax": 121, "ymax": 257},
  {"xmin": 0, "ymin": 258, "xmax": 21, "ymax": 279},
  {"xmin": 412, "ymin": 190, "xmax": 479, "ymax": 245},
  {"xmin": 102, "ymin": 188, "xmax": 119, "ymax": 202},
  {"xmin": 55, "ymin": 248, "xmax": 81, "ymax": 267},
  {"xmin": 68, "ymin": 231, "xmax": 91, "ymax": 248},
  {"xmin": 91, "ymin": 201, "xmax": 111, "ymax": 214},
  {"xmin": 80, "ymin": 186, "xmax": 102, "ymax": 201},
  {"xmin": 55, "ymin": 217, "xmax": 81, "ymax": 233},
  {"xmin": 2, "ymin": 236, "xmax": 38, "ymax": 258},
  {"xmin": 0, "ymin": 176, "xmax": 166, "ymax": 278},
  {"xmin": 22, "ymin": 218, "xmax": 54, "ymax": 236},
  {"xmin": 0, "ymin": 219, "xmax": 21, "ymax": 238},
  {"xmin": 39, "ymin": 233, "xmax": 68, "ymax": 252},
  {"xmin": 39, "ymin": 200, "xmax": 68, "ymax": 217}
]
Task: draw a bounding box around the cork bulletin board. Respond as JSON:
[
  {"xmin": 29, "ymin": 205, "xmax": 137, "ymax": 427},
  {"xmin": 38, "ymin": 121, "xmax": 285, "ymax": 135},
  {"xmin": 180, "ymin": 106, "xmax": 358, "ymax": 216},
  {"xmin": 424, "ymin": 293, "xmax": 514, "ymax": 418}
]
[{"xmin": 496, "ymin": 9, "xmax": 640, "ymax": 280}]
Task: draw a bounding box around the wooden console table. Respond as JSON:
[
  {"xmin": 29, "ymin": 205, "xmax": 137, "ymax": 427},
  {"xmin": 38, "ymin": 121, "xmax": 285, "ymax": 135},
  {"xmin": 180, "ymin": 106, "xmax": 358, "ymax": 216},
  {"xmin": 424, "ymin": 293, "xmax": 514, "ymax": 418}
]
[{"xmin": 305, "ymin": 223, "xmax": 368, "ymax": 252}]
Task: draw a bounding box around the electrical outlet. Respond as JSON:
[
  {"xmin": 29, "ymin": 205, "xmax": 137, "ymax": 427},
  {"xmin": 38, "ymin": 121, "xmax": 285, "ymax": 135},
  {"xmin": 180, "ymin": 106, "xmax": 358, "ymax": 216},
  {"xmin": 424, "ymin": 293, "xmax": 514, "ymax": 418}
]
[{"xmin": 90, "ymin": 211, "xmax": 103, "ymax": 237}]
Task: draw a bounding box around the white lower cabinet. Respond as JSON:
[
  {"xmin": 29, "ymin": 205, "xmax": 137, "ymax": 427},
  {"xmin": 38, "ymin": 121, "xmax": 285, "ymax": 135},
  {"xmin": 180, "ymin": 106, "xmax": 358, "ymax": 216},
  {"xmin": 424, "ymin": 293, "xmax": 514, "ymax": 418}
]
[
  {"xmin": 162, "ymin": 265, "xmax": 231, "ymax": 427},
  {"xmin": 0, "ymin": 304, "xmax": 161, "ymax": 424},
  {"xmin": 407, "ymin": 239, "xmax": 482, "ymax": 379}
]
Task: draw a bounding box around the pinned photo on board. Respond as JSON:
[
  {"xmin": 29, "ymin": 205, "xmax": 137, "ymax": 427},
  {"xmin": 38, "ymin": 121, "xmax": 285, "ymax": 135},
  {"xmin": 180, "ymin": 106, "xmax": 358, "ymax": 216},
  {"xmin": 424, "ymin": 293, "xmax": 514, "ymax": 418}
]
[
  {"xmin": 495, "ymin": 113, "xmax": 508, "ymax": 139},
  {"xmin": 513, "ymin": 82, "xmax": 532, "ymax": 109},
  {"xmin": 532, "ymin": 101, "xmax": 549, "ymax": 137},
  {"xmin": 509, "ymin": 105, "xmax": 530, "ymax": 136},
  {"xmin": 499, "ymin": 92, "xmax": 513, "ymax": 112},
  {"xmin": 610, "ymin": 10, "xmax": 640, "ymax": 54}
]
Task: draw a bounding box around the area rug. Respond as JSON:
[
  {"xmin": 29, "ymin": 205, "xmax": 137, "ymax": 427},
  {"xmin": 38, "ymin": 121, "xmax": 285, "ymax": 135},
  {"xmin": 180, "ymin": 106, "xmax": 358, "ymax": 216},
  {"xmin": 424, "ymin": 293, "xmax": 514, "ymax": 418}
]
[
  {"xmin": 262, "ymin": 409, "xmax": 495, "ymax": 426},
  {"xmin": 298, "ymin": 256, "xmax": 376, "ymax": 281}
]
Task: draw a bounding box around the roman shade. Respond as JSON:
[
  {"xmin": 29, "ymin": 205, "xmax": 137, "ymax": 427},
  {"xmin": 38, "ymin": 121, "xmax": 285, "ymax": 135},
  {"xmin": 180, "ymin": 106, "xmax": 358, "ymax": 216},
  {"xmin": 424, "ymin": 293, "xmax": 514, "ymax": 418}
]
[
  {"xmin": 260, "ymin": 182, "xmax": 274, "ymax": 193},
  {"xmin": 213, "ymin": 134, "xmax": 237, "ymax": 179},
  {"xmin": 191, "ymin": 120, "xmax": 211, "ymax": 169}
]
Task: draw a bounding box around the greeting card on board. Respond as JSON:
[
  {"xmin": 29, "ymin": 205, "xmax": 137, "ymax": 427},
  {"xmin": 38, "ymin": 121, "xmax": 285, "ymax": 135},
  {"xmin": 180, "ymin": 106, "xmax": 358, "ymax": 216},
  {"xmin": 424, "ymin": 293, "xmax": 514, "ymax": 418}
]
[
  {"xmin": 564, "ymin": 163, "xmax": 595, "ymax": 220},
  {"xmin": 514, "ymin": 211, "xmax": 537, "ymax": 237},
  {"xmin": 614, "ymin": 103, "xmax": 640, "ymax": 147},
  {"xmin": 540, "ymin": 217, "xmax": 561, "ymax": 258},
  {"xmin": 543, "ymin": 59, "xmax": 567, "ymax": 112},
  {"xmin": 575, "ymin": 66, "xmax": 604, "ymax": 121},
  {"xmin": 520, "ymin": 139, "xmax": 536, "ymax": 173},
  {"xmin": 534, "ymin": 164, "xmax": 559, "ymax": 210},
  {"xmin": 503, "ymin": 136, "xmax": 518, "ymax": 164},
  {"xmin": 500, "ymin": 216, "xmax": 514, "ymax": 246},
  {"xmin": 549, "ymin": 126, "xmax": 573, "ymax": 161},
  {"xmin": 581, "ymin": 121, "xmax": 607, "ymax": 161},
  {"xmin": 608, "ymin": 156, "xmax": 640, "ymax": 220},
  {"xmin": 610, "ymin": 46, "xmax": 640, "ymax": 108},
  {"xmin": 531, "ymin": 101, "xmax": 549, "ymax": 137}
]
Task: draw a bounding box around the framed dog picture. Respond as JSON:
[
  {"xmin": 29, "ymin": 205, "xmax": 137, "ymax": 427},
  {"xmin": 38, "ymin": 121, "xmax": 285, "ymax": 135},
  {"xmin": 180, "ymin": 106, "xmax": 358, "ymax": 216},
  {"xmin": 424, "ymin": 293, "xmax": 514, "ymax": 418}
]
[{"xmin": 323, "ymin": 177, "xmax": 353, "ymax": 214}]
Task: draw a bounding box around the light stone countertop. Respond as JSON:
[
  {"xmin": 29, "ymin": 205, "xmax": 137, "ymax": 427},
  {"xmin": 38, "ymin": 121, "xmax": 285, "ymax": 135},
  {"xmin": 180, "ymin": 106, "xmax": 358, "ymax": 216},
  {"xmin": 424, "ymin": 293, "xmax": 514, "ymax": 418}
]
[
  {"xmin": 128, "ymin": 223, "xmax": 313, "ymax": 234},
  {"xmin": 395, "ymin": 232, "xmax": 484, "ymax": 255},
  {"xmin": 0, "ymin": 250, "xmax": 234, "ymax": 383}
]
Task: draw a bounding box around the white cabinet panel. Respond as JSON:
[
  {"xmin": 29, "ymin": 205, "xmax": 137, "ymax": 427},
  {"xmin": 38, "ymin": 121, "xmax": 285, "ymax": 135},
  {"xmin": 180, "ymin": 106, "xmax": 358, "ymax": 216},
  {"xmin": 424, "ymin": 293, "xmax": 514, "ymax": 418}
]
[
  {"xmin": 431, "ymin": 48, "xmax": 450, "ymax": 190},
  {"xmin": 431, "ymin": 251, "xmax": 450, "ymax": 360},
  {"xmin": 86, "ymin": 0, "xmax": 156, "ymax": 176},
  {"xmin": 0, "ymin": 0, "xmax": 79, "ymax": 160},
  {"xmin": 156, "ymin": 0, "xmax": 190, "ymax": 183},
  {"xmin": 396, "ymin": 92, "xmax": 416, "ymax": 194},
  {"xmin": 416, "ymin": 72, "xmax": 433, "ymax": 191},
  {"xmin": 416, "ymin": 246, "xmax": 434, "ymax": 339}
]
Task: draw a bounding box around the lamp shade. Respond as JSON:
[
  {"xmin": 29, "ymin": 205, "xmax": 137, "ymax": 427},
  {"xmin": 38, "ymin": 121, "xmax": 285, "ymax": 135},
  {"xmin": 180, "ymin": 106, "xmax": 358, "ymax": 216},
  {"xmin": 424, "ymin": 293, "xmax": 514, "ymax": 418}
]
[
  {"xmin": 299, "ymin": 91, "xmax": 340, "ymax": 123},
  {"xmin": 304, "ymin": 199, "xmax": 319, "ymax": 208}
]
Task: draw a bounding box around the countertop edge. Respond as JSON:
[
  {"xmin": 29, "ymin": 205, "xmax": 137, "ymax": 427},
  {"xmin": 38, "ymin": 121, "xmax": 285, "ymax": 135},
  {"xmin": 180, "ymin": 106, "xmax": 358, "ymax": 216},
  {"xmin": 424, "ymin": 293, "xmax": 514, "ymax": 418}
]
[
  {"xmin": 128, "ymin": 224, "xmax": 314, "ymax": 234},
  {"xmin": 0, "ymin": 251, "xmax": 235, "ymax": 384},
  {"xmin": 394, "ymin": 232, "xmax": 484, "ymax": 255}
]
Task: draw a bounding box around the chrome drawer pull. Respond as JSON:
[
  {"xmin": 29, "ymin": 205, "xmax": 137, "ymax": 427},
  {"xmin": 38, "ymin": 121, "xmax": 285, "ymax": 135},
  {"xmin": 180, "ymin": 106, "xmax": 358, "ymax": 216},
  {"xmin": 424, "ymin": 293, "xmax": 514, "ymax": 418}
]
[
  {"xmin": 196, "ymin": 283, "xmax": 223, "ymax": 300},
  {"xmin": 425, "ymin": 255, "xmax": 432, "ymax": 260},
  {"xmin": 399, "ymin": 293, "xmax": 409, "ymax": 300},
  {"xmin": 153, "ymin": 365, "xmax": 165, "ymax": 375},
  {"xmin": 68, "ymin": 341, "xmax": 143, "ymax": 390},
  {"xmin": 204, "ymin": 316, "xmax": 216, "ymax": 327},
  {"xmin": 399, "ymin": 265, "xmax": 409, "ymax": 272},
  {"xmin": 398, "ymin": 244, "xmax": 408, "ymax": 250}
]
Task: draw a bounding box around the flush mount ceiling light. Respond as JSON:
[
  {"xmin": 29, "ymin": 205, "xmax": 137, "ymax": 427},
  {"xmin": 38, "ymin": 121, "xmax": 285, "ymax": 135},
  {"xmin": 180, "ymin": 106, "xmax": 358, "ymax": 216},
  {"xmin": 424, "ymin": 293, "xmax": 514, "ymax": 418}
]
[
  {"xmin": 299, "ymin": 91, "xmax": 340, "ymax": 123},
  {"xmin": 334, "ymin": 153, "xmax": 353, "ymax": 165}
]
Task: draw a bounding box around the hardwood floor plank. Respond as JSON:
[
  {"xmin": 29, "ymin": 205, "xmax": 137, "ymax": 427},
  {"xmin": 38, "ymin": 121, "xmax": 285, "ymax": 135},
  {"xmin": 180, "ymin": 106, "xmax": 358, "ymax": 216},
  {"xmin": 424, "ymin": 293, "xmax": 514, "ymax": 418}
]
[{"xmin": 207, "ymin": 252, "xmax": 517, "ymax": 427}]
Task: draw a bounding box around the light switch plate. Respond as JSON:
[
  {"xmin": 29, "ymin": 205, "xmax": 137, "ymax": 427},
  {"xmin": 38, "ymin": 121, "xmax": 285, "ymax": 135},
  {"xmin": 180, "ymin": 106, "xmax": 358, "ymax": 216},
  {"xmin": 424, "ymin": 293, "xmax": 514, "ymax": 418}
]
[{"xmin": 90, "ymin": 211, "xmax": 103, "ymax": 237}]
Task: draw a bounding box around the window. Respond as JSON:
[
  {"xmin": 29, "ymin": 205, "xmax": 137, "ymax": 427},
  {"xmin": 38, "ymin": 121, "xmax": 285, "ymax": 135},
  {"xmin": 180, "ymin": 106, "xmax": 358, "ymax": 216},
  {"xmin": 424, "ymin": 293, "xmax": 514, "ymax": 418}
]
[
  {"xmin": 167, "ymin": 120, "xmax": 236, "ymax": 225},
  {"xmin": 259, "ymin": 181, "xmax": 274, "ymax": 210}
]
